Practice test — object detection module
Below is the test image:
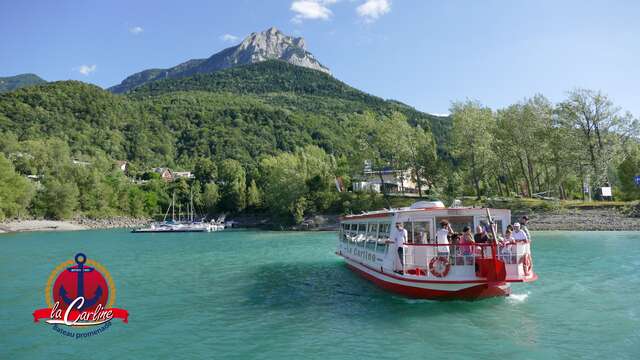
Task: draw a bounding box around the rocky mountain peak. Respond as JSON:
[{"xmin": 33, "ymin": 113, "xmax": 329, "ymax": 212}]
[
  {"xmin": 238, "ymin": 27, "xmax": 314, "ymax": 62},
  {"xmin": 109, "ymin": 26, "xmax": 330, "ymax": 93}
]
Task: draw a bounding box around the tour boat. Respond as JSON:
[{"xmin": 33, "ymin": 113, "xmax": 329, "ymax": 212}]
[{"xmin": 336, "ymin": 201, "xmax": 537, "ymax": 300}]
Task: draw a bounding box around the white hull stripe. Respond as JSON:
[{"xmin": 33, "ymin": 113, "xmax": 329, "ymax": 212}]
[{"xmin": 345, "ymin": 258, "xmax": 483, "ymax": 292}]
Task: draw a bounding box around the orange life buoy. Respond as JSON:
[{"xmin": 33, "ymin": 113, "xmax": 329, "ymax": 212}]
[
  {"xmin": 429, "ymin": 256, "xmax": 451, "ymax": 278},
  {"xmin": 520, "ymin": 253, "xmax": 533, "ymax": 276}
]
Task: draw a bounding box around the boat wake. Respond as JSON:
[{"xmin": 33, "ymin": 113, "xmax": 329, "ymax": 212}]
[{"xmin": 507, "ymin": 292, "xmax": 530, "ymax": 303}]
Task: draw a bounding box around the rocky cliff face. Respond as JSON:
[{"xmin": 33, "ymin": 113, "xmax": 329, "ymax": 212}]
[{"xmin": 109, "ymin": 27, "xmax": 330, "ymax": 93}]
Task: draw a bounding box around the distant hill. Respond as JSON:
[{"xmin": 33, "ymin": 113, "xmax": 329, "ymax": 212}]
[
  {"xmin": 0, "ymin": 73, "xmax": 46, "ymax": 93},
  {"xmin": 129, "ymin": 60, "xmax": 452, "ymax": 152},
  {"xmin": 109, "ymin": 27, "xmax": 330, "ymax": 94},
  {"xmin": 0, "ymin": 63, "xmax": 451, "ymax": 169},
  {"xmin": 1, "ymin": 27, "xmax": 450, "ymax": 169}
]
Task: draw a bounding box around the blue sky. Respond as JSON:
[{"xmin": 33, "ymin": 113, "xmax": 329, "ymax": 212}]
[{"xmin": 1, "ymin": 0, "xmax": 639, "ymax": 116}]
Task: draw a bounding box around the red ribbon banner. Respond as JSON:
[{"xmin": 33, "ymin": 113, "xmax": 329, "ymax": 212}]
[{"xmin": 33, "ymin": 308, "xmax": 129, "ymax": 323}]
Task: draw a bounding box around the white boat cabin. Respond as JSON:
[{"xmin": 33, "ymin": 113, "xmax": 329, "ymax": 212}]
[{"xmin": 337, "ymin": 201, "xmax": 535, "ymax": 282}]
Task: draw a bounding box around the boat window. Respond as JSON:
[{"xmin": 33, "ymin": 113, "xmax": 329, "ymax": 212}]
[
  {"xmin": 378, "ymin": 223, "xmax": 390, "ymax": 239},
  {"xmin": 357, "ymin": 223, "xmax": 366, "ymax": 247},
  {"xmin": 376, "ymin": 223, "xmax": 390, "ymax": 253},
  {"xmin": 435, "ymin": 216, "xmax": 474, "ymax": 233},
  {"xmin": 366, "ymin": 223, "xmax": 378, "ymax": 250},
  {"xmin": 367, "ymin": 223, "xmax": 378, "ymax": 238},
  {"xmin": 347, "ymin": 224, "xmax": 358, "ymax": 244},
  {"xmin": 477, "ymin": 217, "xmax": 504, "ymax": 235},
  {"xmin": 411, "ymin": 221, "xmax": 431, "ymax": 244}
]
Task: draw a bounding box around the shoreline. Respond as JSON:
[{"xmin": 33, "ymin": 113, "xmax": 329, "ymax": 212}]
[
  {"xmin": 1, "ymin": 208, "xmax": 639, "ymax": 234},
  {"xmin": 0, "ymin": 217, "xmax": 151, "ymax": 234}
]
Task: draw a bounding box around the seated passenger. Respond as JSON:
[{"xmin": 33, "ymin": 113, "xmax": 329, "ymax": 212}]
[
  {"xmin": 512, "ymin": 222, "xmax": 528, "ymax": 241},
  {"xmin": 436, "ymin": 220, "xmax": 453, "ymax": 255}
]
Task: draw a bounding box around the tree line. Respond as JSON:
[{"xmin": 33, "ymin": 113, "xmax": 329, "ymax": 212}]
[
  {"xmin": 0, "ymin": 78, "xmax": 638, "ymax": 223},
  {"xmin": 449, "ymin": 90, "xmax": 639, "ymax": 201}
]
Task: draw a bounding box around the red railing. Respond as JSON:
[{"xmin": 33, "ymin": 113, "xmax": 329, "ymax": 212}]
[{"xmin": 398, "ymin": 241, "xmax": 533, "ymax": 280}]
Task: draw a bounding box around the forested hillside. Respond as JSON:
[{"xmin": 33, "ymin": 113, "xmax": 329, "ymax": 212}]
[
  {"xmin": 0, "ymin": 61, "xmax": 442, "ymax": 222},
  {"xmin": 0, "ymin": 60, "xmax": 638, "ymax": 224},
  {"xmin": 0, "ymin": 73, "xmax": 46, "ymax": 93}
]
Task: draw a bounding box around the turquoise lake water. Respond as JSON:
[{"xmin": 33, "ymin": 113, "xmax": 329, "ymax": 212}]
[{"xmin": 1, "ymin": 230, "xmax": 639, "ymax": 359}]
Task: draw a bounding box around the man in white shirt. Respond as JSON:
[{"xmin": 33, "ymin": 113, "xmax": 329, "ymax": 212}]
[
  {"xmin": 512, "ymin": 222, "xmax": 528, "ymax": 241},
  {"xmin": 389, "ymin": 222, "xmax": 408, "ymax": 272},
  {"xmin": 436, "ymin": 220, "xmax": 453, "ymax": 254},
  {"xmin": 520, "ymin": 216, "xmax": 531, "ymax": 240}
]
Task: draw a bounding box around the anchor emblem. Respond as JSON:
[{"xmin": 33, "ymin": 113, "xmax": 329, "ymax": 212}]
[{"xmin": 59, "ymin": 253, "xmax": 103, "ymax": 310}]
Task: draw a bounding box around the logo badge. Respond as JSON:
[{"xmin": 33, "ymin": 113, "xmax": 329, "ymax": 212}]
[{"xmin": 33, "ymin": 253, "xmax": 129, "ymax": 338}]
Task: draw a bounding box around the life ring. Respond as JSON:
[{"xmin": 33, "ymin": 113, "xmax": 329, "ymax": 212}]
[
  {"xmin": 520, "ymin": 253, "xmax": 532, "ymax": 276},
  {"xmin": 429, "ymin": 256, "xmax": 451, "ymax": 278}
]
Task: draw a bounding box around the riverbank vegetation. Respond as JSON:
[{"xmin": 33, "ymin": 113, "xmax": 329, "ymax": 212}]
[{"xmin": 0, "ymin": 61, "xmax": 638, "ymax": 223}]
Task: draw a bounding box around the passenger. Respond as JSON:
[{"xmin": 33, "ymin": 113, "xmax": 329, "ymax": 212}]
[
  {"xmin": 499, "ymin": 229, "xmax": 514, "ymax": 263},
  {"xmin": 459, "ymin": 226, "xmax": 475, "ymax": 254},
  {"xmin": 512, "ymin": 222, "xmax": 528, "ymax": 241},
  {"xmin": 501, "ymin": 229, "xmax": 514, "ymax": 244},
  {"xmin": 520, "ymin": 216, "xmax": 531, "ymax": 240},
  {"xmin": 391, "ymin": 222, "xmax": 408, "ymax": 272},
  {"xmin": 474, "ymin": 224, "xmax": 489, "ymax": 243},
  {"xmin": 436, "ymin": 220, "xmax": 453, "ymax": 255}
]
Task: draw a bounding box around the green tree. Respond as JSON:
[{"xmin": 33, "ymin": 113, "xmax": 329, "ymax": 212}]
[
  {"xmin": 246, "ymin": 179, "xmax": 262, "ymax": 208},
  {"xmin": 128, "ymin": 186, "xmax": 147, "ymax": 217},
  {"xmin": 0, "ymin": 153, "xmax": 34, "ymax": 219},
  {"xmin": 34, "ymin": 178, "xmax": 79, "ymax": 220},
  {"xmin": 218, "ymin": 159, "xmax": 246, "ymax": 212},
  {"xmin": 617, "ymin": 152, "xmax": 640, "ymax": 200},
  {"xmin": 260, "ymin": 145, "xmax": 336, "ymax": 222},
  {"xmin": 450, "ymin": 100, "xmax": 496, "ymax": 198},
  {"xmin": 203, "ymin": 182, "xmax": 220, "ymax": 215},
  {"xmin": 557, "ymin": 89, "xmax": 623, "ymax": 188},
  {"xmin": 194, "ymin": 157, "xmax": 217, "ymax": 184}
]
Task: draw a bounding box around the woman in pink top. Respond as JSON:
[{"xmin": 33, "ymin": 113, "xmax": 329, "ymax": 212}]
[{"xmin": 459, "ymin": 226, "xmax": 475, "ymax": 255}]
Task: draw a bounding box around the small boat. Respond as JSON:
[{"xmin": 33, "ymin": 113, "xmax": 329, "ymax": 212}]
[
  {"xmin": 336, "ymin": 201, "xmax": 537, "ymax": 300},
  {"xmin": 132, "ymin": 192, "xmax": 225, "ymax": 233}
]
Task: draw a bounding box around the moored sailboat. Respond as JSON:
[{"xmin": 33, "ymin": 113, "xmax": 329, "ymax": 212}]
[{"xmin": 132, "ymin": 192, "xmax": 224, "ymax": 233}]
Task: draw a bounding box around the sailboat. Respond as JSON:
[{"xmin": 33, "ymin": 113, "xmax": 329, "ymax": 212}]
[{"xmin": 132, "ymin": 191, "xmax": 224, "ymax": 233}]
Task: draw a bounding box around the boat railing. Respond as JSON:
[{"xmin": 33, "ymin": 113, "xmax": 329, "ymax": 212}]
[{"xmin": 400, "ymin": 241, "xmax": 532, "ymax": 279}]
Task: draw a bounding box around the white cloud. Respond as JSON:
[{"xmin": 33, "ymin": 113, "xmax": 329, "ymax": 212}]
[
  {"xmin": 129, "ymin": 26, "xmax": 144, "ymax": 35},
  {"xmin": 219, "ymin": 33, "xmax": 239, "ymax": 43},
  {"xmin": 76, "ymin": 64, "xmax": 97, "ymax": 76},
  {"xmin": 356, "ymin": 0, "xmax": 391, "ymax": 22},
  {"xmin": 290, "ymin": 0, "xmax": 337, "ymax": 23}
]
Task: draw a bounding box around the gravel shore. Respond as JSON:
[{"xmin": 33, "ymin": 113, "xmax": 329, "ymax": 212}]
[
  {"xmin": 0, "ymin": 217, "xmax": 150, "ymax": 234},
  {"xmin": 526, "ymin": 208, "xmax": 640, "ymax": 231}
]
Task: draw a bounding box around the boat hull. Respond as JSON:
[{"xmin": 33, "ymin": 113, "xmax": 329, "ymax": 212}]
[{"xmin": 345, "ymin": 258, "xmax": 511, "ymax": 300}]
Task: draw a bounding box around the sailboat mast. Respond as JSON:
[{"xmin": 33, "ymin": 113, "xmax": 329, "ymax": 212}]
[
  {"xmin": 172, "ymin": 192, "xmax": 175, "ymax": 222},
  {"xmin": 190, "ymin": 189, "xmax": 194, "ymax": 222}
]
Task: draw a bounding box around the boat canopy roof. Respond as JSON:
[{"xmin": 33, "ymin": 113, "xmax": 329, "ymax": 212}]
[{"xmin": 341, "ymin": 201, "xmax": 511, "ymax": 223}]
